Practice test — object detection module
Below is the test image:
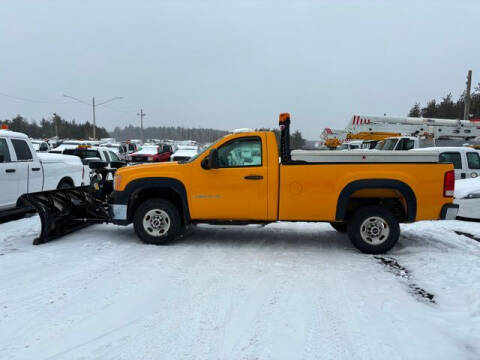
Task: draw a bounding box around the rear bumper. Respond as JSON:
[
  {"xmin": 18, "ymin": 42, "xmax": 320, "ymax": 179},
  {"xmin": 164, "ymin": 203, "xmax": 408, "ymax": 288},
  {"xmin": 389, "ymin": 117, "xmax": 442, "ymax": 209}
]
[{"xmin": 440, "ymin": 203, "xmax": 459, "ymax": 220}]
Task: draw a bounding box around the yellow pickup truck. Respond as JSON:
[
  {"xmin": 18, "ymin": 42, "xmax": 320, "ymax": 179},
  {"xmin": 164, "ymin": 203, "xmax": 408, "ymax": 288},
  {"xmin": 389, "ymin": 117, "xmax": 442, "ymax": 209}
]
[{"xmin": 109, "ymin": 114, "xmax": 458, "ymax": 254}]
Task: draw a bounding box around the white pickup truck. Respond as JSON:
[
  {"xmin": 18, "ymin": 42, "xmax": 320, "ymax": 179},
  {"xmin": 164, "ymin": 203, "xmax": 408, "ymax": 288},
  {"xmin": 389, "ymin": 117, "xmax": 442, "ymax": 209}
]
[{"xmin": 0, "ymin": 129, "xmax": 88, "ymax": 217}]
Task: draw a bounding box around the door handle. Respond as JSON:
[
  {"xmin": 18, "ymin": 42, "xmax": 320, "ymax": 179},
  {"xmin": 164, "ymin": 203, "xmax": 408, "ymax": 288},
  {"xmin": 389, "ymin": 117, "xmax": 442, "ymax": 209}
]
[
  {"xmin": 244, "ymin": 175, "xmax": 263, "ymax": 180},
  {"xmin": 5, "ymin": 169, "xmax": 16, "ymax": 173},
  {"xmin": 31, "ymin": 167, "xmax": 41, "ymax": 171}
]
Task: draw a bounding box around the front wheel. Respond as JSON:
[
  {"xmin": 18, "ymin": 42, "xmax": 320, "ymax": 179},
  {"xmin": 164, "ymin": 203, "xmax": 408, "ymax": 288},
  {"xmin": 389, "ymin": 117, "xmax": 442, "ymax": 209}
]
[
  {"xmin": 133, "ymin": 199, "xmax": 182, "ymax": 245},
  {"xmin": 347, "ymin": 206, "xmax": 400, "ymax": 254}
]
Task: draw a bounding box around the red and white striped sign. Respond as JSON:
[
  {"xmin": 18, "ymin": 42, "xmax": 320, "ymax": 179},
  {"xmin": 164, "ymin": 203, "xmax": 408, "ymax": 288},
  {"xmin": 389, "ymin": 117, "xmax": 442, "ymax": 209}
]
[{"xmin": 352, "ymin": 115, "xmax": 371, "ymax": 125}]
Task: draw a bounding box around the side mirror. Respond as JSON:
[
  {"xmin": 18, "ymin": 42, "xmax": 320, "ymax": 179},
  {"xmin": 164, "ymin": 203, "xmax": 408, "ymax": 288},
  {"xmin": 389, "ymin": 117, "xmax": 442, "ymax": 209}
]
[
  {"xmin": 0, "ymin": 154, "xmax": 4, "ymax": 163},
  {"xmin": 109, "ymin": 161, "xmax": 125, "ymax": 169},
  {"xmin": 88, "ymin": 160, "xmax": 108, "ymax": 170},
  {"xmin": 201, "ymin": 149, "xmax": 219, "ymax": 169}
]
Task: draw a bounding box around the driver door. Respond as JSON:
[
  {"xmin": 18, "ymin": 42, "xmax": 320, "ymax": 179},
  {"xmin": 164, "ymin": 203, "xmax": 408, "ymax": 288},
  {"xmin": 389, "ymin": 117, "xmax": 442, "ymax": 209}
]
[{"xmin": 189, "ymin": 135, "xmax": 268, "ymax": 221}]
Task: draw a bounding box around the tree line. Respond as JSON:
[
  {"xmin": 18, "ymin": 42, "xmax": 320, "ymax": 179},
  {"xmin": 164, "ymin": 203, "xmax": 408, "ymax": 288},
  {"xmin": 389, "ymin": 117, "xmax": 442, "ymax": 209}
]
[
  {"xmin": 111, "ymin": 125, "xmax": 229, "ymax": 143},
  {"xmin": 1, "ymin": 114, "xmax": 110, "ymax": 139},
  {"xmin": 408, "ymin": 83, "xmax": 480, "ymax": 119}
]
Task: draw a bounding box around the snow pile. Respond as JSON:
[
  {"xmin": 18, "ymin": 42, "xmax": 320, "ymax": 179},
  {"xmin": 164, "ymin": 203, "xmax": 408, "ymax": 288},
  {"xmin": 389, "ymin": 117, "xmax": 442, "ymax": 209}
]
[{"xmin": 0, "ymin": 217, "xmax": 479, "ymax": 359}]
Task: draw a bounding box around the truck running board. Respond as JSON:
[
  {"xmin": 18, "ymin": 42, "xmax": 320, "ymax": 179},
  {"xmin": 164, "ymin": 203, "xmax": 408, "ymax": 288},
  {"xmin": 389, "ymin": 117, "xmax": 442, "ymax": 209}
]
[{"xmin": 20, "ymin": 186, "xmax": 110, "ymax": 245}]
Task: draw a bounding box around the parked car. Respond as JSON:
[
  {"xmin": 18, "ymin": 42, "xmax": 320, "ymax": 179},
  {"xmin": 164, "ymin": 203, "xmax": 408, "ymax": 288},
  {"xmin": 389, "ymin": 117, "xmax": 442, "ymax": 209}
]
[
  {"xmin": 411, "ymin": 147, "xmax": 480, "ymax": 180},
  {"xmin": 170, "ymin": 145, "xmax": 199, "ymax": 162},
  {"xmin": 454, "ymin": 177, "xmax": 480, "ymax": 220},
  {"xmin": 30, "ymin": 139, "xmax": 50, "ymax": 152},
  {"xmin": 0, "ymin": 129, "xmax": 88, "ymax": 218},
  {"xmin": 127, "ymin": 144, "xmax": 173, "ymax": 163}
]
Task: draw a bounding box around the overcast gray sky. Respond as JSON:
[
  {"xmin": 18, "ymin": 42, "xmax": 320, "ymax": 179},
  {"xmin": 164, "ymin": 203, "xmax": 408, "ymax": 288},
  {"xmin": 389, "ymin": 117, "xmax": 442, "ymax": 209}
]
[{"xmin": 1, "ymin": 0, "xmax": 479, "ymax": 138}]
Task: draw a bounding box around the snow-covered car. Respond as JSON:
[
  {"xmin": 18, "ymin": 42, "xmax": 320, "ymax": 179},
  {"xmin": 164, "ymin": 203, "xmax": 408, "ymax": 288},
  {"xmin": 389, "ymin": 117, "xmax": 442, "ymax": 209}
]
[
  {"xmin": 30, "ymin": 139, "xmax": 50, "ymax": 152},
  {"xmin": 0, "ymin": 129, "xmax": 89, "ymax": 217},
  {"xmin": 454, "ymin": 177, "xmax": 480, "ymax": 220},
  {"xmin": 411, "ymin": 147, "xmax": 480, "ymax": 180},
  {"xmin": 127, "ymin": 144, "xmax": 173, "ymax": 163},
  {"xmin": 50, "ymin": 145, "xmax": 124, "ymax": 168},
  {"xmin": 170, "ymin": 145, "xmax": 199, "ymax": 162}
]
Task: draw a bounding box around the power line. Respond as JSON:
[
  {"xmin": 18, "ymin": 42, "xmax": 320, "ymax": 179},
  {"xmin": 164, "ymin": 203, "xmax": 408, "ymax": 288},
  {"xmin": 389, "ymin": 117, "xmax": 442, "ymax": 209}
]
[{"xmin": 0, "ymin": 91, "xmax": 76, "ymax": 105}]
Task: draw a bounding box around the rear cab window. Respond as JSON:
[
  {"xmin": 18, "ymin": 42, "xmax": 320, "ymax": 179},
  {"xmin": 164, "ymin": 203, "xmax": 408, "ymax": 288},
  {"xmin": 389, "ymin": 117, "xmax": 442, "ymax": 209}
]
[
  {"xmin": 11, "ymin": 139, "xmax": 33, "ymax": 161},
  {"xmin": 439, "ymin": 152, "xmax": 462, "ymax": 169},
  {"xmin": 0, "ymin": 138, "xmax": 11, "ymax": 162},
  {"xmin": 467, "ymin": 152, "xmax": 480, "ymax": 169}
]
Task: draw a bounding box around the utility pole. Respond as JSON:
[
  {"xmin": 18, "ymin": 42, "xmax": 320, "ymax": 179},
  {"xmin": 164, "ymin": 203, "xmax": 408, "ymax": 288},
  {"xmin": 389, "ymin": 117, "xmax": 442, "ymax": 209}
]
[
  {"xmin": 92, "ymin": 97, "xmax": 96, "ymax": 139},
  {"xmin": 53, "ymin": 112, "xmax": 58, "ymax": 138},
  {"xmin": 464, "ymin": 70, "xmax": 472, "ymax": 120},
  {"xmin": 63, "ymin": 94, "xmax": 123, "ymax": 139},
  {"xmin": 138, "ymin": 109, "xmax": 146, "ymax": 144}
]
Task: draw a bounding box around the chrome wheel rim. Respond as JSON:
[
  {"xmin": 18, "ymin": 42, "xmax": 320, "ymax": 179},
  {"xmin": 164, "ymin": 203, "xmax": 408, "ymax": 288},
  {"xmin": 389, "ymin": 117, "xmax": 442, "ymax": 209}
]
[
  {"xmin": 143, "ymin": 209, "xmax": 170, "ymax": 237},
  {"xmin": 360, "ymin": 216, "xmax": 390, "ymax": 245}
]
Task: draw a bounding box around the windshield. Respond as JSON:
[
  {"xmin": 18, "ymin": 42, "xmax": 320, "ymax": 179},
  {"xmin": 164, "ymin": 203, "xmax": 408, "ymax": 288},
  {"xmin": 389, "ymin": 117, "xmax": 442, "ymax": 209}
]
[
  {"xmin": 380, "ymin": 138, "xmax": 399, "ymax": 150},
  {"xmin": 182, "ymin": 141, "xmax": 218, "ymax": 163},
  {"xmin": 375, "ymin": 140, "xmax": 385, "ymax": 150}
]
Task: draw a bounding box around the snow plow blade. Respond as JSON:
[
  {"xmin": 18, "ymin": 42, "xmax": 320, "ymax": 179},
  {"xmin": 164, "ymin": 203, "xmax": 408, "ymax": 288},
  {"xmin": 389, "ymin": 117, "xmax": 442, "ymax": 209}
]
[{"xmin": 20, "ymin": 186, "xmax": 111, "ymax": 245}]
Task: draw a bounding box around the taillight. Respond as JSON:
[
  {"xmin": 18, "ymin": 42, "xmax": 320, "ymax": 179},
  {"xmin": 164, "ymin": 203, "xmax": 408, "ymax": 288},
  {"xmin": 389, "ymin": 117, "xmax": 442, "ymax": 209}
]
[{"xmin": 444, "ymin": 170, "xmax": 455, "ymax": 197}]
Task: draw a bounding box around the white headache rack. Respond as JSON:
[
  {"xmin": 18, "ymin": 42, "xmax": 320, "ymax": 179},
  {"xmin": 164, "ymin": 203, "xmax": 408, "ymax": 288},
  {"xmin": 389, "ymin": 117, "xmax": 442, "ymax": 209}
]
[{"xmin": 291, "ymin": 150, "xmax": 439, "ymax": 163}]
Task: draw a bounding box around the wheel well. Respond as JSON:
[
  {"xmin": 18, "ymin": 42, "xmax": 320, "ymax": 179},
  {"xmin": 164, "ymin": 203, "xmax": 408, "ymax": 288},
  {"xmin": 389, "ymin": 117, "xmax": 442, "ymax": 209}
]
[
  {"xmin": 58, "ymin": 177, "xmax": 74, "ymax": 187},
  {"xmin": 128, "ymin": 187, "xmax": 186, "ymax": 226},
  {"xmin": 336, "ymin": 180, "xmax": 417, "ymax": 223}
]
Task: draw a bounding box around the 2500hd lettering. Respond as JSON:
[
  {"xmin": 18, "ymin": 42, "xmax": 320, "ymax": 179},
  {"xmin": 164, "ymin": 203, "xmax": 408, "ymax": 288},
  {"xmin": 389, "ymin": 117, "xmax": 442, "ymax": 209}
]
[{"xmin": 24, "ymin": 113, "xmax": 458, "ymax": 254}]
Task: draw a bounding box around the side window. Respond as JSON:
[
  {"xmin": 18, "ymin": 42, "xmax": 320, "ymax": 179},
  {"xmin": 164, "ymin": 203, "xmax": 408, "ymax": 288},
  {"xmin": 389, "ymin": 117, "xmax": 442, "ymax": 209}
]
[
  {"xmin": 217, "ymin": 138, "xmax": 262, "ymax": 168},
  {"xmin": 405, "ymin": 139, "xmax": 415, "ymax": 150},
  {"xmin": 11, "ymin": 139, "xmax": 33, "ymax": 161},
  {"xmin": 467, "ymin": 152, "xmax": 480, "ymax": 169},
  {"xmin": 439, "ymin": 152, "xmax": 462, "ymax": 169},
  {"xmin": 0, "ymin": 138, "xmax": 11, "ymax": 162},
  {"xmin": 109, "ymin": 151, "xmax": 120, "ymax": 162},
  {"xmin": 103, "ymin": 151, "xmax": 111, "ymax": 162}
]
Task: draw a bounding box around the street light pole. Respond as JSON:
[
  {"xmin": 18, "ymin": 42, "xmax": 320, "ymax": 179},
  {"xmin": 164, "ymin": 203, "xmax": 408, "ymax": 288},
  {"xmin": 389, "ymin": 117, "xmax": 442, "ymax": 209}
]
[
  {"xmin": 63, "ymin": 94, "xmax": 123, "ymax": 139},
  {"xmin": 137, "ymin": 109, "xmax": 146, "ymax": 144}
]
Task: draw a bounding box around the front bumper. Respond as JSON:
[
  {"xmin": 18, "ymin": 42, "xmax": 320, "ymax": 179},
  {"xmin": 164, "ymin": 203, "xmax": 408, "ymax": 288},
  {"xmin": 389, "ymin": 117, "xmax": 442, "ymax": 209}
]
[{"xmin": 440, "ymin": 203, "xmax": 459, "ymax": 220}]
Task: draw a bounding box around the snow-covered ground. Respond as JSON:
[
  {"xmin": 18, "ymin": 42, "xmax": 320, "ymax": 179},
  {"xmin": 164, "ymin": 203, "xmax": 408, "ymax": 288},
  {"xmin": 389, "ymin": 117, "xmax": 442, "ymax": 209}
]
[{"xmin": 0, "ymin": 217, "xmax": 479, "ymax": 360}]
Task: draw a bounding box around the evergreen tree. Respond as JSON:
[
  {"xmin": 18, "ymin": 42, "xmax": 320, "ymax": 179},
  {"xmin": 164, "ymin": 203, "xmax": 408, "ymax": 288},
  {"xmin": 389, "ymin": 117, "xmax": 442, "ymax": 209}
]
[{"xmin": 408, "ymin": 103, "xmax": 421, "ymax": 117}]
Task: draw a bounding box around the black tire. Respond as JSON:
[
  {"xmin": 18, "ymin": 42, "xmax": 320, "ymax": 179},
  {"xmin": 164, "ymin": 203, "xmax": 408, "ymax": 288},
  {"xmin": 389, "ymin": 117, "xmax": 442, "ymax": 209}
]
[
  {"xmin": 347, "ymin": 205, "xmax": 400, "ymax": 254},
  {"xmin": 133, "ymin": 198, "xmax": 182, "ymax": 245},
  {"xmin": 330, "ymin": 222, "xmax": 347, "ymax": 233},
  {"xmin": 57, "ymin": 180, "xmax": 73, "ymax": 189}
]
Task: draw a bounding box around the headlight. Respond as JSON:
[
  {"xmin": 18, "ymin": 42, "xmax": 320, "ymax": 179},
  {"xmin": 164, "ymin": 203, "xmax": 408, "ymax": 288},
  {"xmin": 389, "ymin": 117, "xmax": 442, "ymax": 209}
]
[
  {"xmin": 114, "ymin": 174, "xmax": 122, "ymax": 191},
  {"xmin": 471, "ymin": 172, "xmax": 478, "ymax": 178},
  {"xmin": 464, "ymin": 192, "xmax": 480, "ymax": 199}
]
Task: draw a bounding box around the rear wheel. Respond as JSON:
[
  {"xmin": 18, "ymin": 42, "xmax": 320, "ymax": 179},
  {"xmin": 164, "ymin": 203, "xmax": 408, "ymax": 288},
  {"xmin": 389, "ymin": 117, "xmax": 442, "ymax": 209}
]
[
  {"xmin": 133, "ymin": 199, "xmax": 181, "ymax": 245},
  {"xmin": 330, "ymin": 222, "xmax": 347, "ymax": 233},
  {"xmin": 347, "ymin": 206, "xmax": 400, "ymax": 254}
]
